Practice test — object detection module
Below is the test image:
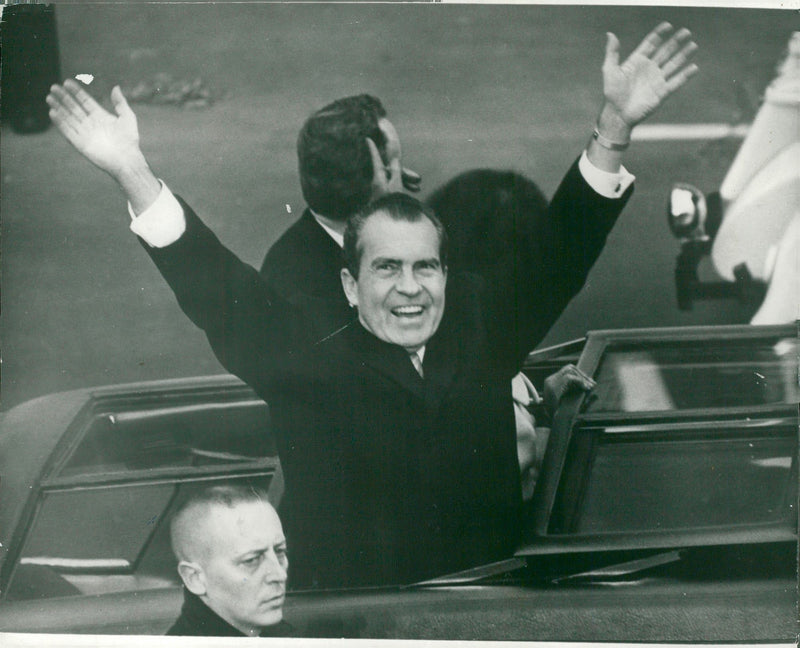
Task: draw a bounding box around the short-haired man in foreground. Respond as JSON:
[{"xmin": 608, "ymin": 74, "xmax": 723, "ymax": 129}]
[
  {"xmin": 47, "ymin": 23, "xmax": 697, "ymax": 589},
  {"xmin": 167, "ymin": 484, "xmax": 292, "ymax": 637}
]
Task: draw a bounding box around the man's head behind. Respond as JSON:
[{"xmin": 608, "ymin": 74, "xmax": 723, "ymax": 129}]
[
  {"xmin": 297, "ymin": 94, "xmax": 389, "ymax": 221},
  {"xmin": 341, "ymin": 193, "xmax": 447, "ymax": 354},
  {"xmin": 170, "ymin": 483, "xmax": 288, "ymax": 636},
  {"xmin": 427, "ymin": 169, "xmax": 548, "ymax": 276}
]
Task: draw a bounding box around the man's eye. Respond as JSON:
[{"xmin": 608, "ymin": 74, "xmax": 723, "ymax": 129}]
[{"xmin": 242, "ymin": 555, "xmax": 261, "ymax": 567}]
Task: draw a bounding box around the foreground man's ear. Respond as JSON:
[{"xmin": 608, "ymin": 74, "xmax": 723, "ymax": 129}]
[
  {"xmin": 177, "ymin": 560, "xmax": 206, "ymax": 596},
  {"xmin": 341, "ymin": 268, "xmax": 359, "ymax": 308}
]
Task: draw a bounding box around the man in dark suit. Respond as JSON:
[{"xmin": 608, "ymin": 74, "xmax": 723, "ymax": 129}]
[
  {"xmin": 149, "ymin": 183, "xmax": 623, "ymax": 589},
  {"xmin": 47, "ymin": 22, "xmax": 697, "ymax": 589}
]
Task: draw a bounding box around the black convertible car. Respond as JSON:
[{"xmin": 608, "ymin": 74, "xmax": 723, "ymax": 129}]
[{"xmin": 0, "ymin": 323, "xmax": 797, "ymax": 641}]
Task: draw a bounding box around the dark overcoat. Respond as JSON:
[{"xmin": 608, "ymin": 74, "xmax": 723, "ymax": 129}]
[{"xmin": 144, "ymin": 159, "xmax": 631, "ymax": 588}]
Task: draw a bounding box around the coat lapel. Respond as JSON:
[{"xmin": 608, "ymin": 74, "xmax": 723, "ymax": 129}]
[
  {"xmin": 421, "ymin": 315, "xmax": 460, "ymax": 411},
  {"xmin": 339, "ymin": 318, "xmax": 462, "ymax": 407},
  {"xmin": 344, "ymin": 322, "xmax": 426, "ymax": 399}
]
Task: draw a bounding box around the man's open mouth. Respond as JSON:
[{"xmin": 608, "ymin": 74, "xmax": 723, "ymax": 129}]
[{"xmin": 391, "ymin": 305, "xmax": 425, "ymax": 317}]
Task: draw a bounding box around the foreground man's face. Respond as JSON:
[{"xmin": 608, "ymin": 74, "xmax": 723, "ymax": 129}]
[
  {"xmin": 199, "ymin": 501, "xmax": 288, "ymax": 635},
  {"xmin": 343, "ymin": 211, "xmax": 446, "ymax": 353}
]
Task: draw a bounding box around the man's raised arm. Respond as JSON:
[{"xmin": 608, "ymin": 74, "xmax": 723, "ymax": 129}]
[
  {"xmin": 46, "ymin": 80, "xmax": 294, "ymax": 391},
  {"xmin": 489, "ymin": 23, "xmax": 699, "ymax": 368},
  {"xmin": 587, "ymin": 21, "xmax": 698, "ymax": 174}
]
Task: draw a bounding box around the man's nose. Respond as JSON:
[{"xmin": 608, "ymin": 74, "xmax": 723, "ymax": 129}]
[
  {"xmin": 395, "ymin": 267, "xmax": 422, "ymax": 295},
  {"xmin": 263, "ymin": 551, "xmax": 288, "ymax": 582}
]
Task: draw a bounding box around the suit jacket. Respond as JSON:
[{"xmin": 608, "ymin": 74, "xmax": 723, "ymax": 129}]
[
  {"xmin": 260, "ymin": 208, "xmax": 343, "ymax": 300},
  {"xmin": 144, "ymin": 158, "xmax": 631, "ymax": 589},
  {"xmin": 166, "ymin": 588, "xmax": 294, "ymax": 637},
  {"xmin": 260, "ymin": 208, "xmax": 354, "ymax": 329}
]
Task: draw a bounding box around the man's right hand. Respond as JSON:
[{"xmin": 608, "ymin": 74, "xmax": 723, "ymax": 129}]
[
  {"xmin": 366, "ymin": 116, "xmax": 422, "ymax": 199},
  {"xmin": 48, "ymin": 80, "xmax": 161, "ymax": 214},
  {"xmin": 47, "ymin": 80, "xmax": 144, "ymax": 178}
]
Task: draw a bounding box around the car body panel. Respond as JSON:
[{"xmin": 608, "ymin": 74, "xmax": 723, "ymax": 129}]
[{"xmin": 0, "ymin": 576, "xmax": 796, "ymax": 640}]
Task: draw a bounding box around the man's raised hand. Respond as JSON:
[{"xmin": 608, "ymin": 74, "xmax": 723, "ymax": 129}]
[
  {"xmin": 48, "ymin": 79, "xmax": 161, "ymax": 213},
  {"xmin": 367, "ymin": 137, "xmax": 422, "ymax": 196},
  {"xmin": 47, "ymin": 80, "xmax": 144, "ymax": 179},
  {"xmin": 602, "ymin": 22, "xmax": 699, "ymax": 128}
]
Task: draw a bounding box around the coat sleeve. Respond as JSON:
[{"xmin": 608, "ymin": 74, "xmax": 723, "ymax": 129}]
[
  {"xmin": 484, "ymin": 156, "xmax": 633, "ymax": 373},
  {"xmin": 140, "ymin": 196, "xmax": 296, "ymax": 390}
]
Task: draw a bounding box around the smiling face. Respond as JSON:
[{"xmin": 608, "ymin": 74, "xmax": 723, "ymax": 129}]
[
  {"xmin": 190, "ymin": 501, "xmax": 288, "ymax": 636},
  {"xmin": 342, "ymin": 210, "xmax": 446, "ymax": 353}
]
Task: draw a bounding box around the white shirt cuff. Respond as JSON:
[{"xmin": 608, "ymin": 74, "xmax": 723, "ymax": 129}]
[
  {"xmin": 128, "ymin": 181, "xmax": 186, "ymax": 248},
  {"xmin": 579, "ymin": 150, "xmax": 635, "ymax": 199}
]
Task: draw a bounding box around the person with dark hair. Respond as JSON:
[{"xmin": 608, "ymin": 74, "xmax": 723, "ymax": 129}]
[
  {"xmin": 47, "ymin": 23, "xmax": 697, "ymax": 588},
  {"xmin": 297, "ymin": 94, "xmax": 389, "ymax": 222},
  {"xmin": 427, "ymin": 169, "xmax": 548, "ymax": 276},
  {"xmin": 260, "ymin": 94, "xmax": 420, "ymax": 309},
  {"xmin": 167, "ymin": 484, "xmax": 293, "ymax": 637},
  {"xmin": 428, "ymin": 170, "xmax": 595, "ymax": 500}
]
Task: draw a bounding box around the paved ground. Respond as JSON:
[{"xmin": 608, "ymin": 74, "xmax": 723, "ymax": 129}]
[{"xmin": 1, "ymin": 4, "xmax": 794, "ymax": 411}]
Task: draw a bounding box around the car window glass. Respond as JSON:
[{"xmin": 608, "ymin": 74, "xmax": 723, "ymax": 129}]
[
  {"xmin": 567, "ymin": 425, "xmax": 795, "ymax": 534},
  {"xmin": 546, "ymin": 410, "xmax": 797, "ymax": 537},
  {"xmin": 585, "ymin": 337, "xmax": 798, "ymax": 413},
  {"xmin": 6, "ymin": 475, "xmax": 273, "ymax": 602},
  {"xmin": 59, "ymin": 398, "xmax": 274, "ymax": 477}
]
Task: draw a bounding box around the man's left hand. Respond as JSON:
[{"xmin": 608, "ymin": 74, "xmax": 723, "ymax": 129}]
[{"xmin": 603, "ymin": 22, "xmax": 699, "ymax": 129}]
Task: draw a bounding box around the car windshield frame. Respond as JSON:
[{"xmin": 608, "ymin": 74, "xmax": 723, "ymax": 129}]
[{"xmin": 520, "ymin": 323, "xmax": 798, "ymax": 557}]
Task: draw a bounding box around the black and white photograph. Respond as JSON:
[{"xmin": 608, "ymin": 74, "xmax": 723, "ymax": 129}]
[{"xmin": 1, "ymin": 1, "xmax": 798, "ymax": 645}]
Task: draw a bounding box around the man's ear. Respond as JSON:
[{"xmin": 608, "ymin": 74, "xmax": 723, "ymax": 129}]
[
  {"xmin": 177, "ymin": 560, "xmax": 206, "ymax": 596},
  {"xmin": 341, "ymin": 268, "xmax": 359, "ymax": 309}
]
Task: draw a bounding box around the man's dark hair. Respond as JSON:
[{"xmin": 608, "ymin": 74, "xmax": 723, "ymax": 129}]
[
  {"xmin": 343, "ymin": 192, "xmax": 447, "ymax": 279},
  {"xmin": 427, "ymin": 169, "xmax": 548, "ymax": 276},
  {"xmin": 297, "ymin": 94, "xmax": 388, "ymax": 221}
]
